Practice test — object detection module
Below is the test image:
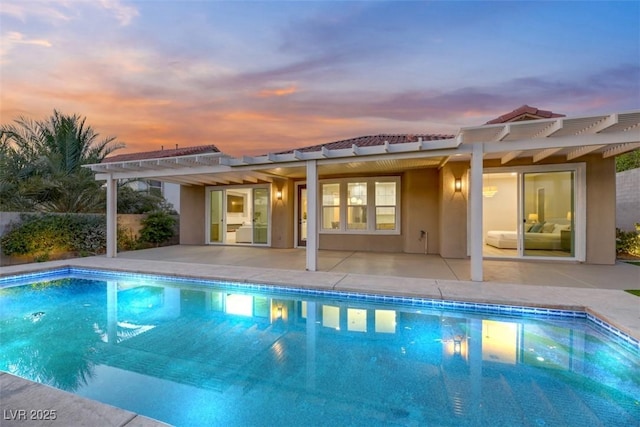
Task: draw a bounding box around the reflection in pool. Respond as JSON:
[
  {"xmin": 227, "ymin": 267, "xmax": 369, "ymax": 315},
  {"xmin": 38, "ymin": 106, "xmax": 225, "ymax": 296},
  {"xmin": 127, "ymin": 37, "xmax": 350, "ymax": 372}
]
[{"xmin": 1, "ymin": 274, "xmax": 638, "ymax": 426}]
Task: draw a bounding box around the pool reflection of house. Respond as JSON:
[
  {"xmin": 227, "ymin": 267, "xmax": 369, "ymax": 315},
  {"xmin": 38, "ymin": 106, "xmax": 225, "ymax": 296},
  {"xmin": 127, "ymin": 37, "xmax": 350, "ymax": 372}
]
[
  {"xmin": 91, "ymin": 281, "xmax": 621, "ymax": 425},
  {"xmin": 86, "ymin": 106, "xmax": 640, "ymax": 281}
]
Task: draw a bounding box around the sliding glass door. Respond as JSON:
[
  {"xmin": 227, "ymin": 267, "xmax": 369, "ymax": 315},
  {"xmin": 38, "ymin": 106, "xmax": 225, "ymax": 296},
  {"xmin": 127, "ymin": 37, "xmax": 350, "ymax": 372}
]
[
  {"xmin": 209, "ymin": 190, "xmax": 223, "ymax": 243},
  {"xmin": 252, "ymin": 188, "xmax": 268, "ymax": 244},
  {"xmin": 522, "ymin": 171, "xmax": 574, "ymax": 258},
  {"xmin": 483, "ymin": 166, "xmax": 580, "ymax": 260},
  {"xmin": 206, "ymin": 186, "xmax": 270, "ymax": 245}
]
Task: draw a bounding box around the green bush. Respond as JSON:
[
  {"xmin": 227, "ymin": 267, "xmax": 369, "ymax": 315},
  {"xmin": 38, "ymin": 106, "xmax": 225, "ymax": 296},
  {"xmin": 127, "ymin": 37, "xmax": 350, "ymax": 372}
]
[
  {"xmin": 1, "ymin": 214, "xmax": 67, "ymax": 258},
  {"xmin": 1, "ymin": 212, "xmax": 177, "ymax": 261},
  {"xmin": 616, "ymin": 223, "xmax": 640, "ymax": 256},
  {"xmin": 1, "ymin": 213, "xmax": 106, "ymax": 260},
  {"xmin": 68, "ymin": 215, "xmax": 107, "ymax": 255},
  {"xmin": 138, "ymin": 211, "xmax": 176, "ymax": 247},
  {"xmin": 117, "ymin": 226, "xmax": 140, "ymax": 251}
]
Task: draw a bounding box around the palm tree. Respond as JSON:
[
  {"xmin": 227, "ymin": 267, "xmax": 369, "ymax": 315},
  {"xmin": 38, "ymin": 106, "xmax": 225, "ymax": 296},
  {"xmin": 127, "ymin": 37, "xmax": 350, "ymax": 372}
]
[{"xmin": 0, "ymin": 110, "xmax": 124, "ymax": 212}]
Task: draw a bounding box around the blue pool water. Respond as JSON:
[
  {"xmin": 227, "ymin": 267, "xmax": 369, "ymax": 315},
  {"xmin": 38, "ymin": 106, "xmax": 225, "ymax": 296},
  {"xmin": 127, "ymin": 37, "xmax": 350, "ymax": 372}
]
[{"xmin": 1, "ymin": 269, "xmax": 639, "ymax": 427}]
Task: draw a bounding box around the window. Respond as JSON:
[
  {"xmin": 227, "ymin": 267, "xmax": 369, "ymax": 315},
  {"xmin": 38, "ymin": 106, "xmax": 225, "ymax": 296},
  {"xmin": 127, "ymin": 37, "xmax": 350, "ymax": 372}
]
[
  {"xmin": 347, "ymin": 182, "xmax": 367, "ymax": 230},
  {"xmin": 320, "ymin": 177, "xmax": 400, "ymax": 234},
  {"xmin": 375, "ymin": 181, "xmax": 396, "ymax": 230},
  {"xmin": 322, "ymin": 183, "xmax": 340, "ymax": 230}
]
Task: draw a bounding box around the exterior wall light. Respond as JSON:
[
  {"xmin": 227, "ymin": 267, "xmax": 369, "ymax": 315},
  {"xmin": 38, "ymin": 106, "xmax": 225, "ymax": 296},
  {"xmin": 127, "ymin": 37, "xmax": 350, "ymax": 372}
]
[
  {"xmin": 454, "ymin": 178, "xmax": 462, "ymax": 192},
  {"xmin": 276, "ymin": 190, "xmax": 283, "ymax": 200}
]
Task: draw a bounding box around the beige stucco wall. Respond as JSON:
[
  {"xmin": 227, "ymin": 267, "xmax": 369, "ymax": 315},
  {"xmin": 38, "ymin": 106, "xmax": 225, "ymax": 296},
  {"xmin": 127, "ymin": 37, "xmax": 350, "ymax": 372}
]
[
  {"xmin": 584, "ymin": 154, "xmax": 616, "ymax": 264},
  {"xmin": 271, "ymin": 178, "xmax": 294, "ymax": 248},
  {"xmin": 319, "ymin": 233, "xmax": 404, "ymax": 252},
  {"xmin": 402, "ymin": 168, "xmax": 440, "ymax": 254},
  {"xmin": 439, "ymin": 163, "xmax": 469, "ymax": 258},
  {"xmin": 180, "ymin": 185, "xmax": 205, "ymax": 244}
]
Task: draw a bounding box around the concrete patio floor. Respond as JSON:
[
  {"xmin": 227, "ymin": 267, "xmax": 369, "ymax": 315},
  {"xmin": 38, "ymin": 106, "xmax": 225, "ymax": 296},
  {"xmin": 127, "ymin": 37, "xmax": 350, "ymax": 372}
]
[
  {"xmin": 115, "ymin": 244, "xmax": 640, "ymax": 290},
  {"xmin": 1, "ymin": 245, "xmax": 638, "ymax": 427}
]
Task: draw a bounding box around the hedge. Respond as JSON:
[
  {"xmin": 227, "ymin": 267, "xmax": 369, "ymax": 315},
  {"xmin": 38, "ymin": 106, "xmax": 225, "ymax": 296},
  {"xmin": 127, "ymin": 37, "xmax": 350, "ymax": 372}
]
[{"xmin": 1, "ymin": 212, "xmax": 177, "ymax": 262}]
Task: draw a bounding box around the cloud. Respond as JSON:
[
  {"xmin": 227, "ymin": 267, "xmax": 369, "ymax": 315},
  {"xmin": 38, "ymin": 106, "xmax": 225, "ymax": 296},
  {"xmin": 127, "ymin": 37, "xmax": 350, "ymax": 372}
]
[
  {"xmin": 98, "ymin": 0, "xmax": 139, "ymax": 26},
  {"xmin": 0, "ymin": 1, "xmax": 74, "ymax": 23},
  {"xmin": 256, "ymin": 85, "xmax": 298, "ymax": 98},
  {"xmin": 5, "ymin": 31, "xmax": 52, "ymax": 47},
  {"xmin": 0, "ymin": 0, "xmax": 138, "ymax": 26},
  {"xmin": 0, "ymin": 31, "xmax": 52, "ymax": 63}
]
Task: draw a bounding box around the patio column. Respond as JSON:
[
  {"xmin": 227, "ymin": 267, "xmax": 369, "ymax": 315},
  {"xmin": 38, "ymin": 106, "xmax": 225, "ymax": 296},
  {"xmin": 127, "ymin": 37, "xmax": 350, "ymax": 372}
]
[
  {"xmin": 306, "ymin": 160, "xmax": 318, "ymax": 271},
  {"xmin": 106, "ymin": 174, "xmax": 118, "ymax": 258},
  {"xmin": 470, "ymin": 143, "xmax": 483, "ymax": 281}
]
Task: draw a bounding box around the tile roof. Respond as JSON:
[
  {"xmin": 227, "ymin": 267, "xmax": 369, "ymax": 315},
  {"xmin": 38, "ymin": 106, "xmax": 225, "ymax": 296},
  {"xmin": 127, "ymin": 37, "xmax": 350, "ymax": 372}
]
[
  {"xmin": 486, "ymin": 105, "xmax": 565, "ymax": 124},
  {"xmin": 103, "ymin": 144, "xmax": 220, "ymax": 163},
  {"xmin": 276, "ymin": 133, "xmax": 454, "ymax": 154}
]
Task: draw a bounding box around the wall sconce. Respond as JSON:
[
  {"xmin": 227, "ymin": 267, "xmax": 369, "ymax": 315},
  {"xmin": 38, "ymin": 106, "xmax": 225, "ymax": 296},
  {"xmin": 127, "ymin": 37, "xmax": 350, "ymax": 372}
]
[
  {"xmin": 276, "ymin": 190, "xmax": 283, "ymax": 201},
  {"xmin": 454, "ymin": 178, "xmax": 462, "ymax": 192}
]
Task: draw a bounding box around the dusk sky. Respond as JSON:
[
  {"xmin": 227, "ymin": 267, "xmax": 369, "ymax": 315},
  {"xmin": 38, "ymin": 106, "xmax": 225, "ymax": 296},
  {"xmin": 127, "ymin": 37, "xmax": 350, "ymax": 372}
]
[{"xmin": 1, "ymin": 1, "xmax": 638, "ymax": 156}]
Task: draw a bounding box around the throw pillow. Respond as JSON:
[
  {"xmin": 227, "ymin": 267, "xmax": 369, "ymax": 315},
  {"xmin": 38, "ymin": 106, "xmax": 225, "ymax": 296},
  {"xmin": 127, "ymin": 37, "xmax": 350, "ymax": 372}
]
[
  {"xmin": 530, "ymin": 223, "xmax": 544, "ymax": 233},
  {"xmin": 542, "ymin": 222, "xmax": 555, "ymax": 233}
]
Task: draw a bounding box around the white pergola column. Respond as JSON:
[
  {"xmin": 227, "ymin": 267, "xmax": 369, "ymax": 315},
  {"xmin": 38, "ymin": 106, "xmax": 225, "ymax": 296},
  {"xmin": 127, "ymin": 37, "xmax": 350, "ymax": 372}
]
[
  {"xmin": 106, "ymin": 175, "xmax": 118, "ymax": 258},
  {"xmin": 306, "ymin": 160, "xmax": 318, "ymax": 271},
  {"xmin": 470, "ymin": 143, "xmax": 484, "ymax": 281}
]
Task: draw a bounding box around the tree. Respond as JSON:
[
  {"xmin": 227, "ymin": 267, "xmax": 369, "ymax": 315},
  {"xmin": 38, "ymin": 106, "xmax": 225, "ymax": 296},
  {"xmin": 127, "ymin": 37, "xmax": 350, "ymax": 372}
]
[
  {"xmin": 616, "ymin": 149, "xmax": 640, "ymax": 172},
  {"xmin": 0, "ymin": 110, "xmax": 124, "ymax": 212}
]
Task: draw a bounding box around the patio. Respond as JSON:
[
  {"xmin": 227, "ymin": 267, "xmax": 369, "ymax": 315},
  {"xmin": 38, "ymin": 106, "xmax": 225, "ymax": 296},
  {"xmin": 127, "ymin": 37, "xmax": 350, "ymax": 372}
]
[{"xmin": 114, "ymin": 245, "xmax": 640, "ymax": 290}]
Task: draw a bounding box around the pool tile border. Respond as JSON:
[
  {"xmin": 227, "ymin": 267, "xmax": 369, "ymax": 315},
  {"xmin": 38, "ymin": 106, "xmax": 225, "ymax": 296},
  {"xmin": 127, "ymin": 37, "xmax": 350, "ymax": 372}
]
[{"xmin": 1, "ymin": 266, "xmax": 638, "ymax": 354}]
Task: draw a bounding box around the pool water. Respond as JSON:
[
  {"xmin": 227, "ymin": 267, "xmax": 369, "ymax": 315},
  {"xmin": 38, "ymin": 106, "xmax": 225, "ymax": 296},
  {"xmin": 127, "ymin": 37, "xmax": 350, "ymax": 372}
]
[{"xmin": 1, "ymin": 273, "xmax": 638, "ymax": 427}]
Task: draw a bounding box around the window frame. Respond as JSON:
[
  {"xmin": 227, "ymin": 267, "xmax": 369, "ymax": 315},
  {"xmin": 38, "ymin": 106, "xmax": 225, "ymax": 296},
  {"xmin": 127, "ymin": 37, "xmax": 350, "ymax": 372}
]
[{"xmin": 319, "ymin": 176, "xmax": 401, "ymax": 235}]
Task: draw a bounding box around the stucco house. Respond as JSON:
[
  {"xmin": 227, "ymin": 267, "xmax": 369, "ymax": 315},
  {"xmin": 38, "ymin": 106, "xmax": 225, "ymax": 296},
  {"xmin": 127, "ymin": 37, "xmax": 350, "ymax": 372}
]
[{"xmin": 86, "ymin": 106, "xmax": 640, "ymax": 281}]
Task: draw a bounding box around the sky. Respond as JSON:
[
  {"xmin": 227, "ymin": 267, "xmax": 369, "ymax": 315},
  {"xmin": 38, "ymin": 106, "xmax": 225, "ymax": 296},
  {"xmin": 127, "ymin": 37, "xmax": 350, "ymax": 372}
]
[{"xmin": 1, "ymin": 1, "xmax": 638, "ymax": 156}]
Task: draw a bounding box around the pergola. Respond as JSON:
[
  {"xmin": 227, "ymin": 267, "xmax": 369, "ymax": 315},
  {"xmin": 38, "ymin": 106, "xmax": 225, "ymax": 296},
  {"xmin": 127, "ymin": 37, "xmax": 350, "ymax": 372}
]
[{"xmin": 86, "ymin": 110, "xmax": 640, "ymax": 281}]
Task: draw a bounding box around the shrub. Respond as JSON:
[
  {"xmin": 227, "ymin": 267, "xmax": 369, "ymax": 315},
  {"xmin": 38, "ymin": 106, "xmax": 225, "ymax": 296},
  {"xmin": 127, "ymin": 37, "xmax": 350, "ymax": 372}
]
[
  {"xmin": 1, "ymin": 214, "xmax": 68, "ymax": 259},
  {"xmin": 616, "ymin": 223, "xmax": 640, "ymax": 256},
  {"xmin": 117, "ymin": 226, "xmax": 140, "ymax": 251},
  {"xmin": 1, "ymin": 213, "xmax": 106, "ymax": 260},
  {"xmin": 138, "ymin": 211, "xmax": 176, "ymax": 247},
  {"xmin": 68, "ymin": 215, "xmax": 106, "ymax": 256}
]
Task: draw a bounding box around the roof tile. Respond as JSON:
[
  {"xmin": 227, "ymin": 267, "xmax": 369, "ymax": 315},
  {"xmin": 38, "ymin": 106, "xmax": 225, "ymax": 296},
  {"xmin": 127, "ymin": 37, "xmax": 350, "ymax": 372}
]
[
  {"xmin": 276, "ymin": 133, "xmax": 454, "ymax": 154},
  {"xmin": 486, "ymin": 105, "xmax": 565, "ymax": 124},
  {"xmin": 104, "ymin": 144, "xmax": 220, "ymax": 163}
]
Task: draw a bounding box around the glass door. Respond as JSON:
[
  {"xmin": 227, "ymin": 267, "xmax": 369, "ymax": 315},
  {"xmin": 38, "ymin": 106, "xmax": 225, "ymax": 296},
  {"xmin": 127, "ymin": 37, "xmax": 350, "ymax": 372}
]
[
  {"xmin": 209, "ymin": 190, "xmax": 223, "ymax": 243},
  {"xmin": 522, "ymin": 171, "xmax": 574, "ymax": 258},
  {"xmin": 252, "ymin": 188, "xmax": 268, "ymax": 244},
  {"xmin": 207, "ymin": 186, "xmax": 270, "ymax": 245},
  {"xmin": 297, "ymin": 185, "xmax": 307, "ymax": 247},
  {"xmin": 482, "ymin": 172, "xmax": 518, "ymax": 257}
]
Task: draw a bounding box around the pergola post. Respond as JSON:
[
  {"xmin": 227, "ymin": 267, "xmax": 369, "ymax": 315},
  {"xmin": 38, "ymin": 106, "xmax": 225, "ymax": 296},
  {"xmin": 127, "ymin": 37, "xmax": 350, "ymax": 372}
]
[
  {"xmin": 106, "ymin": 175, "xmax": 118, "ymax": 258},
  {"xmin": 470, "ymin": 143, "xmax": 484, "ymax": 281},
  {"xmin": 306, "ymin": 160, "xmax": 318, "ymax": 271}
]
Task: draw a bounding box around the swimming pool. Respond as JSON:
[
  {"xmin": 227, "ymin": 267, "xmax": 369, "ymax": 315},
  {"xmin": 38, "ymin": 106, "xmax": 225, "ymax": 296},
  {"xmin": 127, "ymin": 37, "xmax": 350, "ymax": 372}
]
[{"xmin": 1, "ymin": 268, "xmax": 639, "ymax": 426}]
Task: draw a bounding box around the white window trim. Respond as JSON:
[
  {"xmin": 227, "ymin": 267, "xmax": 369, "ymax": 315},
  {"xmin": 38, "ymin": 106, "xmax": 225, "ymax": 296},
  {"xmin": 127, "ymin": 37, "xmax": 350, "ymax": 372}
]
[
  {"xmin": 319, "ymin": 176, "xmax": 401, "ymax": 235},
  {"xmin": 480, "ymin": 163, "xmax": 586, "ymax": 262}
]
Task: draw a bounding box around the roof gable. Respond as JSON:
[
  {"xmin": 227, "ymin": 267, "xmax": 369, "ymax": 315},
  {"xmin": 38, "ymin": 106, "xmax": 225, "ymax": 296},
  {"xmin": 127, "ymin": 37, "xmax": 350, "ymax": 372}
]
[
  {"xmin": 486, "ymin": 105, "xmax": 565, "ymax": 124},
  {"xmin": 104, "ymin": 144, "xmax": 220, "ymax": 163}
]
